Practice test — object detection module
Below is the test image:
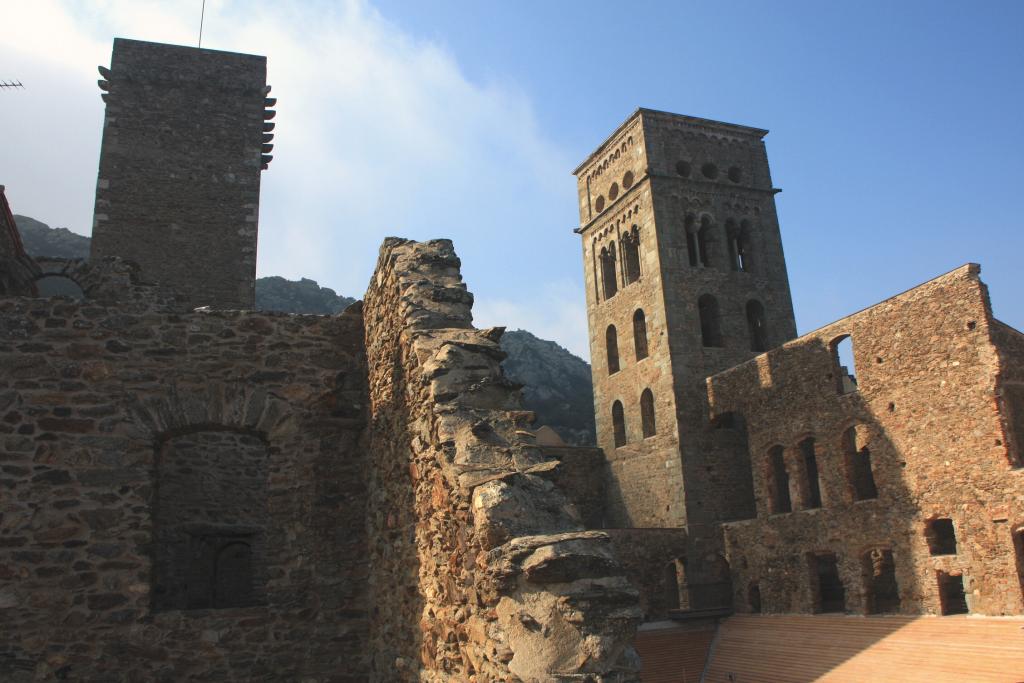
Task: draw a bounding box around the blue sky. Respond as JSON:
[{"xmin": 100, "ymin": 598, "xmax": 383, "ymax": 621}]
[{"xmin": 2, "ymin": 1, "xmax": 1021, "ymax": 357}]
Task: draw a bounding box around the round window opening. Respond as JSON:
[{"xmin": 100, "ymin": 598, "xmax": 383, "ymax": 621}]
[
  {"xmin": 622, "ymin": 170, "xmax": 635, "ymax": 189},
  {"xmin": 701, "ymin": 163, "xmax": 718, "ymax": 179},
  {"xmin": 728, "ymin": 166, "xmax": 742, "ymax": 183},
  {"xmin": 608, "ymin": 182, "xmax": 619, "ymax": 201},
  {"xmin": 675, "ymin": 161, "xmax": 691, "ymax": 177},
  {"xmin": 595, "ymin": 195, "xmax": 606, "ymax": 212}
]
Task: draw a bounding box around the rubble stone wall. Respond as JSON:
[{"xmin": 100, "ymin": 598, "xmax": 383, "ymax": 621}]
[
  {"xmin": 0, "ymin": 276, "xmax": 369, "ymax": 680},
  {"xmin": 708, "ymin": 264, "xmax": 1024, "ymax": 616},
  {"xmin": 90, "ymin": 38, "xmax": 268, "ymax": 310},
  {"xmin": 362, "ymin": 238, "xmax": 641, "ymax": 682}
]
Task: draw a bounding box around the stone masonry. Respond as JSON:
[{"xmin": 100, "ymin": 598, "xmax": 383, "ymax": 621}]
[
  {"xmin": 362, "ymin": 238, "xmax": 641, "ymax": 681},
  {"xmin": 707, "ymin": 264, "xmax": 1024, "ymax": 616},
  {"xmin": 0, "ymin": 256, "xmax": 370, "ymax": 680},
  {"xmin": 90, "ymin": 39, "xmax": 274, "ymax": 310}
]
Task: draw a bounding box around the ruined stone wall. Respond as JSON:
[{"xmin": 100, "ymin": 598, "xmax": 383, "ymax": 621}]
[
  {"xmin": 0, "ymin": 187, "xmax": 39, "ymax": 297},
  {"xmin": 0, "ymin": 278, "xmax": 369, "ymax": 679},
  {"xmin": 90, "ymin": 38, "xmax": 270, "ymax": 310},
  {"xmin": 539, "ymin": 445, "xmax": 607, "ymax": 530},
  {"xmin": 708, "ymin": 264, "xmax": 1024, "ymax": 616},
  {"xmin": 362, "ymin": 238, "xmax": 641, "ymax": 681}
]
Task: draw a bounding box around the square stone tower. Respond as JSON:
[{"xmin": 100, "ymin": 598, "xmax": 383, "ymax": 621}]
[
  {"xmin": 574, "ymin": 109, "xmax": 797, "ymax": 530},
  {"xmin": 90, "ymin": 38, "xmax": 274, "ymax": 309}
]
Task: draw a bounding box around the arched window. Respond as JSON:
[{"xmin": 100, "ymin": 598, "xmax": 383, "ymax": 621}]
[
  {"xmin": 606, "ymin": 325, "xmax": 620, "ymax": 374},
  {"xmin": 623, "ymin": 226, "xmax": 641, "ymax": 284},
  {"xmin": 640, "ymin": 388, "xmax": 656, "ymax": 438},
  {"xmin": 843, "ymin": 426, "xmax": 878, "ymax": 501},
  {"xmin": 697, "ymin": 215, "xmax": 714, "ymax": 267},
  {"xmin": 699, "ymin": 294, "xmax": 723, "ymax": 347},
  {"xmin": 831, "ymin": 335, "xmax": 858, "ymax": 394},
  {"xmin": 746, "ymin": 300, "xmax": 768, "ymax": 352},
  {"xmin": 600, "ymin": 243, "xmax": 618, "ymax": 299},
  {"xmin": 726, "ymin": 219, "xmax": 740, "ymax": 270},
  {"xmin": 768, "ymin": 445, "xmax": 791, "ymax": 513},
  {"xmin": 35, "ymin": 274, "xmax": 85, "ymax": 300},
  {"xmin": 633, "ymin": 309, "xmax": 648, "ymax": 360},
  {"xmin": 612, "ymin": 401, "xmax": 626, "ymax": 447},
  {"xmin": 799, "ymin": 437, "xmax": 822, "ymax": 509},
  {"xmin": 863, "ymin": 548, "xmax": 900, "ymax": 614}
]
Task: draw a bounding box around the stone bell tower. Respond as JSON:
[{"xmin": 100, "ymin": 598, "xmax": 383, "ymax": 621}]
[
  {"xmin": 574, "ymin": 109, "xmax": 797, "ymax": 533},
  {"xmin": 90, "ymin": 38, "xmax": 276, "ymax": 310}
]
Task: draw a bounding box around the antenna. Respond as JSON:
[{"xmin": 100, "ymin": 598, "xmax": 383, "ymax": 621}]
[
  {"xmin": 198, "ymin": 0, "xmax": 206, "ymax": 48},
  {"xmin": 0, "ymin": 80, "xmax": 25, "ymax": 90}
]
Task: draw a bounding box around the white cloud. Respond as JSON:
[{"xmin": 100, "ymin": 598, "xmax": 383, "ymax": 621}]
[
  {"xmin": 0, "ymin": 0, "xmax": 589, "ymax": 356},
  {"xmin": 474, "ymin": 280, "xmax": 590, "ymax": 360}
]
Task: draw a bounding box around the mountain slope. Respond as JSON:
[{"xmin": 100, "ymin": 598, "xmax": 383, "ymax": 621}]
[
  {"xmin": 13, "ymin": 214, "xmax": 90, "ymax": 259},
  {"xmin": 500, "ymin": 330, "xmax": 595, "ymax": 446}
]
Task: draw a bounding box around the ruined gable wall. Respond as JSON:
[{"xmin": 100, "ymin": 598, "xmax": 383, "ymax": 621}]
[
  {"xmin": 362, "ymin": 238, "xmax": 641, "ymax": 682},
  {"xmin": 0, "ymin": 279, "xmax": 369, "ymax": 679},
  {"xmin": 708, "ymin": 264, "xmax": 1024, "ymax": 616}
]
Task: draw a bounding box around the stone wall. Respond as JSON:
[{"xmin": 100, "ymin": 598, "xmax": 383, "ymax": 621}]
[
  {"xmin": 0, "ymin": 187, "xmax": 39, "ymax": 297},
  {"xmin": 362, "ymin": 238, "xmax": 641, "ymax": 681},
  {"xmin": 90, "ymin": 38, "xmax": 270, "ymax": 310},
  {"xmin": 707, "ymin": 264, "xmax": 1024, "ymax": 616},
  {"xmin": 0, "ymin": 273, "xmax": 369, "ymax": 679}
]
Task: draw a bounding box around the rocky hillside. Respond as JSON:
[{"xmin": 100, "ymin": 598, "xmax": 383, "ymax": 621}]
[
  {"xmin": 13, "ymin": 216, "xmax": 597, "ymax": 445},
  {"xmin": 254, "ymin": 276, "xmax": 355, "ymax": 314},
  {"xmin": 500, "ymin": 330, "xmax": 595, "ymax": 446},
  {"xmin": 13, "ymin": 214, "xmax": 91, "ymax": 259}
]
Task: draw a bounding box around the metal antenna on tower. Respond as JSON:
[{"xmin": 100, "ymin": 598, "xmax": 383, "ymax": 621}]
[{"xmin": 198, "ymin": 0, "xmax": 206, "ymax": 48}]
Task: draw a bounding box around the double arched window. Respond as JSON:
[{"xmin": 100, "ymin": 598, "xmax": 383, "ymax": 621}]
[
  {"xmin": 622, "ymin": 226, "xmax": 641, "ymax": 285},
  {"xmin": 600, "ymin": 243, "xmax": 618, "ymax": 299}
]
